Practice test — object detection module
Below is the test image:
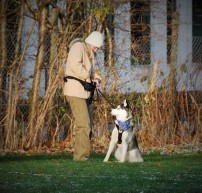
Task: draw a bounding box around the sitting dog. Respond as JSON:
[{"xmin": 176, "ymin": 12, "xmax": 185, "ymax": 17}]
[{"xmin": 103, "ymin": 99, "xmax": 143, "ymax": 163}]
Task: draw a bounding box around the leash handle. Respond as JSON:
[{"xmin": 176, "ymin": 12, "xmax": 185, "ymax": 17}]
[{"xmin": 97, "ymin": 89, "xmax": 115, "ymax": 108}]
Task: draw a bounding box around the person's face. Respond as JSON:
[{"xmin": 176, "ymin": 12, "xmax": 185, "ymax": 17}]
[{"xmin": 92, "ymin": 46, "xmax": 98, "ymax": 53}]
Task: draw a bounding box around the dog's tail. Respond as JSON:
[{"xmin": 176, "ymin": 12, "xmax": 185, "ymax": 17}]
[
  {"xmin": 128, "ymin": 134, "xmax": 140, "ymax": 151},
  {"xmin": 134, "ymin": 135, "xmax": 139, "ymax": 149}
]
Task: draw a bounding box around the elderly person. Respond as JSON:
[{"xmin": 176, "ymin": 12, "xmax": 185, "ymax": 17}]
[{"xmin": 64, "ymin": 31, "xmax": 103, "ymax": 161}]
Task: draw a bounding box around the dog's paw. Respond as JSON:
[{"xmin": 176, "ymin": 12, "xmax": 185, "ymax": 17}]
[{"xmin": 103, "ymin": 159, "xmax": 108, "ymax": 162}]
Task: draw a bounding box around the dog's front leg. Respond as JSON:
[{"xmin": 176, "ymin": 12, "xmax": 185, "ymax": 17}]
[
  {"xmin": 103, "ymin": 141, "xmax": 116, "ymax": 162},
  {"xmin": 120, "ymin": 142, "xmax": 128, "ymax": 163}
]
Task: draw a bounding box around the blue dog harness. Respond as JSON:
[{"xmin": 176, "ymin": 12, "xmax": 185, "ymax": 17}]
[{"xmin": 115, "ymin": 119, "xmax": 133, "ymax": 144}]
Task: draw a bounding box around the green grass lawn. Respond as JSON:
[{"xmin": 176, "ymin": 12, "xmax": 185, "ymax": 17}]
[{"xmin": 0, "ymin": 153, "xmax": 201, "ymax": 193}]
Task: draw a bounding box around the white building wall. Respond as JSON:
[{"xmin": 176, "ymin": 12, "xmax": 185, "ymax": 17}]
[
  {"xmin": 150, "ymin": 0, "xmax": 168, "ymax": 88},
  {"xmin": 176, "ymin": 0, "xmax": 193, "ymax": 91}
]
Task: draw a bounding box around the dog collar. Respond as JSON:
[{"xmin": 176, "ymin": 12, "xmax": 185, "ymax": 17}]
[{"xmin": 117, "ymin": 120, "xmax": 131, "ymax": 131}]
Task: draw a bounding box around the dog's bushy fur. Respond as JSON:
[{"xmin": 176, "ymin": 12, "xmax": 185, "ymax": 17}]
[{"xmin": 103, "ymin": 99, "xmax": 143, "ymax": 163}]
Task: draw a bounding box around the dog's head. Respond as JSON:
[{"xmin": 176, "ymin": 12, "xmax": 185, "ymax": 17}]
[{"xmin": 111, "ymin": 99, "xmax": 132, "ymax": 122}]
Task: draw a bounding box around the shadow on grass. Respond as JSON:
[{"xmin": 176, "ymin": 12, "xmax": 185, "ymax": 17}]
[{"xmin": 0, "ymin": 153, "xmax": 73, "ymax": 163}]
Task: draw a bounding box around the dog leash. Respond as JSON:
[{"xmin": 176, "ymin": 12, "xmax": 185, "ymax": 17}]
[{"xmin": 96, "ymin": 89, "xmax": 115, "ymax": 108}]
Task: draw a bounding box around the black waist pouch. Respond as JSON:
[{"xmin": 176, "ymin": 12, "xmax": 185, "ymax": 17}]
[{"xmin": 64, "ymin": 76, "xmax": 96, "ymax": 92}]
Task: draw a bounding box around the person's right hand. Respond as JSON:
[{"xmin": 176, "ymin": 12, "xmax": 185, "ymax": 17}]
[{"xmin": 92, "ymin": 79, "xmax": 100, "ymax": 88}]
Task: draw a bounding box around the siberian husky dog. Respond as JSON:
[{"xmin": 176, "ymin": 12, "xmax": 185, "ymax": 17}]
[{"xmin": 103, "ymin": 99, "xmax": 143, "ymax": 163}]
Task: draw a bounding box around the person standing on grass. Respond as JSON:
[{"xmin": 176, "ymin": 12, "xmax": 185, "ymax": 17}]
[{"xmin": 64, "ymin": 31, "xmax": 103, "ymax": 161}]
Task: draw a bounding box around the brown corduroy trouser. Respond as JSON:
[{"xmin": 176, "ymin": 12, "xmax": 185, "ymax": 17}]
[{"xmin": 66, "ymin": 96, "xmax": 92, "ymax": 161}]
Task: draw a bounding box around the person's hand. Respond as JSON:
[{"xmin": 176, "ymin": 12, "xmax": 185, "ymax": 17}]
[
  {"xmin": 92, "ymin": 79, "xmax": 101, "ymax": 88},
  {"xmin": 85, "ymin": 77, "xmax": 91, "ymax": 83}
]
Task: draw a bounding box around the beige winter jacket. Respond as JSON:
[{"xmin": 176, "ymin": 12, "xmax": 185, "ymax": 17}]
[{"xmin": 64, "ymin": 39, "xmax": 101, "ymax": 99}]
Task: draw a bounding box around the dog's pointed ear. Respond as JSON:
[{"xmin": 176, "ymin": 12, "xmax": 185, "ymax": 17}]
[{"xmin": 123, "ymin": 99, "xmax": 129, "ymax": 108}]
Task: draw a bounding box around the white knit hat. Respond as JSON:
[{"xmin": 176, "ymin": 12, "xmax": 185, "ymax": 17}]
[{"xmin": 85, "ymin": 31, "xmax": 103, "ymax": 48}]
